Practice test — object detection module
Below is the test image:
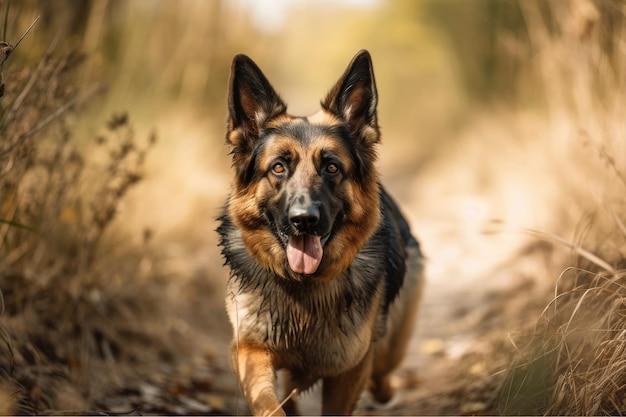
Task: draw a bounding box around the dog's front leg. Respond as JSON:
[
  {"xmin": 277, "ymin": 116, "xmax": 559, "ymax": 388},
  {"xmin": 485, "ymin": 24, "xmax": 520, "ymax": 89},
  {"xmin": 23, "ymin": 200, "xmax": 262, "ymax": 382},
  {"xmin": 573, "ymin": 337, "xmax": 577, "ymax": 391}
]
[
  {"xmin": 321, "ymin": 347, "xmax": 374, "ymax": 415},
  {"xmin": 232, "ymin": 341, "xmax": 284, "ymax": 416}
]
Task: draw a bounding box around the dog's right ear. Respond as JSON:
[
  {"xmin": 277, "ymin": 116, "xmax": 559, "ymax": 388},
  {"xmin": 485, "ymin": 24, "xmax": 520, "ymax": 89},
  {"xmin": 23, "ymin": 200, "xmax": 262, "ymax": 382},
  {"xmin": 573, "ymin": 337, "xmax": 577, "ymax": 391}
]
[{"xmin": 227, "ymin": 54, "xmax": 286, "ymax": 155}]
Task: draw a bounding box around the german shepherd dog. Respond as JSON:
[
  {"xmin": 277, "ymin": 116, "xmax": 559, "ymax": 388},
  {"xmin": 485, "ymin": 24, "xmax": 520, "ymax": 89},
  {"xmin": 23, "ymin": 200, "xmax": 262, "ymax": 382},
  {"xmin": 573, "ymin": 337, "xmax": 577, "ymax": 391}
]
[{"xmin": 218, "ymin": 50, "xmax": 424, "ymax": 416}]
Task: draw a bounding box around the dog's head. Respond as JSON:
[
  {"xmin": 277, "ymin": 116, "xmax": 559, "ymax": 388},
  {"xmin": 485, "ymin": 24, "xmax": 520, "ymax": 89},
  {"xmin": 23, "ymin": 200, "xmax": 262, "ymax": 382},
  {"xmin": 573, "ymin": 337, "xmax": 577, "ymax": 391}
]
[{"xmin": 225, "ymin": 50, "xmax": 382, "ymax": 281}]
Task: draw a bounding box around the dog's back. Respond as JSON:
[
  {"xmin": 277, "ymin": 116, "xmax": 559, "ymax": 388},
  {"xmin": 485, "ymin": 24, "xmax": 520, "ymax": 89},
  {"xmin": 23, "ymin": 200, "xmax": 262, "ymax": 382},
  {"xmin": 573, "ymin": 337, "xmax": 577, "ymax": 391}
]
[{"xmin": 370, "ymin": 190, "xmax": 424, "ymax": 402}]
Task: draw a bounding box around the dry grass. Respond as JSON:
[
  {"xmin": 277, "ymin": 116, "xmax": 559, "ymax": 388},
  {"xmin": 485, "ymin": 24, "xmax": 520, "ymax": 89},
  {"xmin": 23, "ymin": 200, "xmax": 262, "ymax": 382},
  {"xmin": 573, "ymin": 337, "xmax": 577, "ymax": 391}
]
[
  {"xmin": 0, "ymin": 18, "xmax": 189, "ymax": 413},
  {"xmin": 544, "ymin": 268, "xmax": 626, "ymax": 415},
  {"xmin": 495, "ymin": 1, "xmax": 626, "ymax": 415},
  {"xmin": 500, "ymin": 251, "xmax": 626, "ymax": 415}
]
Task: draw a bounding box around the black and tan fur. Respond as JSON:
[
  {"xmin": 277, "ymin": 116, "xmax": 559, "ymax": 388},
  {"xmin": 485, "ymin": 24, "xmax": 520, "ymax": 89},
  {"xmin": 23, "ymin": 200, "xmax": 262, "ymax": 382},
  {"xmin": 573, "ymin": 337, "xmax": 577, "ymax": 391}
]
[{"xmin": 218, "ymin": 50, "xmax": 424, "ymax": 416}]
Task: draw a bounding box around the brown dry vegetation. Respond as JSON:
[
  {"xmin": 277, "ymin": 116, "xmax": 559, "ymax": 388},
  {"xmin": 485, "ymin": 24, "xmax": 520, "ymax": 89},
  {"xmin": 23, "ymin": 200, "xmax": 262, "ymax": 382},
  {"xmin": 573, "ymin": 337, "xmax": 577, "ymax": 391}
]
[{"xmin": 1, "ymin": 0, "xmax": 626, "ymax": 415}]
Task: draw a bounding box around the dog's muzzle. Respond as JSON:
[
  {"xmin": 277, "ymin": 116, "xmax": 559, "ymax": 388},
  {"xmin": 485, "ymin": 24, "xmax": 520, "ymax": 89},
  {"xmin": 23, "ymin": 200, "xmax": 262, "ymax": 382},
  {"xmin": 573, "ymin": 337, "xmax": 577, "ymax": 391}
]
[{"xmin": 286, "ymin": 200, "xmax": 323, "ymax": 275}]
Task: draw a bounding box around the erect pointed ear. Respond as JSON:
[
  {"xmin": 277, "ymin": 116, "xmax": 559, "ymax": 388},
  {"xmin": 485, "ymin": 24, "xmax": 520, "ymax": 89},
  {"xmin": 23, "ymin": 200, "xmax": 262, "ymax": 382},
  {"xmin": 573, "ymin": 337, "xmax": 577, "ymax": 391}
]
[
  {"xmin": 227, "ymin": 54, "xmax": 287, "ymax": 151},
  {"xmin": 321, "ymin": 50, "xmax": 380, "ymax": 143}
]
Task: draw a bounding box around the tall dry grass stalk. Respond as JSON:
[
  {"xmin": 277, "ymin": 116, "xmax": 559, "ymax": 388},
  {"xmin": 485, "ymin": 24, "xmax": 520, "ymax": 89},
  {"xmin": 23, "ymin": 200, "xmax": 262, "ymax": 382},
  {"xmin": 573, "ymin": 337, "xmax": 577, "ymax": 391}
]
[{"xmin": 499, "ymin": 1, "xmax": 626, "ymax": 414}]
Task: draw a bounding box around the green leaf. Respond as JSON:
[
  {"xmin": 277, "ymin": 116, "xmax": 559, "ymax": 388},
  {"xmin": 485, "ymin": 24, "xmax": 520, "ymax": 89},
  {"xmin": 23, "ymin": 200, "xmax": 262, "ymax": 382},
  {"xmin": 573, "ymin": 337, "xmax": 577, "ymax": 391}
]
[{"xmin": 0, "ymin": 218, "xmax": 39, "ymax": 234}]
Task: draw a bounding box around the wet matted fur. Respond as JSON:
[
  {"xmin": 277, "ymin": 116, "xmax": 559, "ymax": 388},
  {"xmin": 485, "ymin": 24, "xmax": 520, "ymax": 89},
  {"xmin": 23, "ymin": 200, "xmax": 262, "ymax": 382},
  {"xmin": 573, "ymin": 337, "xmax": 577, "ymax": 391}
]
[{"xmin": 217, "ymin": 50, "xmax": 424, "ymax": 416}]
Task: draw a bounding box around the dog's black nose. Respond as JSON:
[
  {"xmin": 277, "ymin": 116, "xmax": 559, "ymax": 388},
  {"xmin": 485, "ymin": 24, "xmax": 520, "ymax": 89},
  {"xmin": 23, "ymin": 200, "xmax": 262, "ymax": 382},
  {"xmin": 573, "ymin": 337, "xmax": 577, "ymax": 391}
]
[{"xmin": 289, "ymin": 205, "xmax": 320, "ymax": 231}]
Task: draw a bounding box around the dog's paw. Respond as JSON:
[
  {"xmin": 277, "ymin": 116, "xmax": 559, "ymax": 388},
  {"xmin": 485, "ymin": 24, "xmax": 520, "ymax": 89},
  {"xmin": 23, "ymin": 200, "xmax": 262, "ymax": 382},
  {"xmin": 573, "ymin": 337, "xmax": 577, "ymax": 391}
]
[
  {"xmin": 253, "ymin": 400, "xmax": 287, "ymax": 417},
  {"xmin": 369, "ymin": 375, "xmax": 393, "ymax": 404},
  {"xmin": 261, "ymin": 407, "xmax": 286, "ymax": 417}
]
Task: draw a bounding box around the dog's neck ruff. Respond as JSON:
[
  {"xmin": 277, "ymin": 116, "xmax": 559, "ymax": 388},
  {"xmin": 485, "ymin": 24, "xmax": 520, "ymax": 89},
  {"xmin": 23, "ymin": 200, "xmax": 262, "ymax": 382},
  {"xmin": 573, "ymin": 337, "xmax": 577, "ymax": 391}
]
[{"xmin": 218, "ymin": 210, "xmax": 388, "ymax": 349}]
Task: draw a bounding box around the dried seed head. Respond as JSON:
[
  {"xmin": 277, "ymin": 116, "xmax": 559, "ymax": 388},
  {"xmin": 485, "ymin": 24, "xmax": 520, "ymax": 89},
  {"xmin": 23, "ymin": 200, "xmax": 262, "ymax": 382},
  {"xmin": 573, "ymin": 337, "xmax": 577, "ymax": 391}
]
[
  {"xmin": 0, "ymin": 41, "xmax": 12, "ymax": 65},
  {"xmin": 107, "ymin": 112, "xmax": 128, "ymax": 130},
  {"xmin": 0, "ymin": 42, "xmax": 9, "ymax": 98}
]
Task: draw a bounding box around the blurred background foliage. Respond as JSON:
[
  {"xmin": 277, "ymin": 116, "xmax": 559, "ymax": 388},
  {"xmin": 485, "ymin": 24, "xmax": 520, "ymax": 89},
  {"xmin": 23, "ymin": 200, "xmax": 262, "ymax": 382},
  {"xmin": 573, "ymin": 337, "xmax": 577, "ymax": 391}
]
[
  {"xmin": 5, "ymin": 0, "xmax": 549, "ymax": 153},
  {"xmin": 6, "ymin": 0, "xmax": 616, "ymax": 171},
  {"xmin": 5, "ymin": 0, "xmax": 564, "ymax": 244},
  {"xmin": 6, "ymin": 0, "xmax": 597, "ymax": 199}
]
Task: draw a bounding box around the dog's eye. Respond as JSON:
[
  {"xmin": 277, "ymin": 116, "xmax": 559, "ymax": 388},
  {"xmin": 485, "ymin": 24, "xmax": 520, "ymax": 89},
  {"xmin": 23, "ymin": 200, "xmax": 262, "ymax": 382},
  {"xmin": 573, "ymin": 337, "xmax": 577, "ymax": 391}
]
[
  {"xmin": 326, "ymin": 163, "xmax": 339, "ymax": 174},
  {"xmin": 272, "ymin": 162, "xmax": 286, "ymax": 175}
]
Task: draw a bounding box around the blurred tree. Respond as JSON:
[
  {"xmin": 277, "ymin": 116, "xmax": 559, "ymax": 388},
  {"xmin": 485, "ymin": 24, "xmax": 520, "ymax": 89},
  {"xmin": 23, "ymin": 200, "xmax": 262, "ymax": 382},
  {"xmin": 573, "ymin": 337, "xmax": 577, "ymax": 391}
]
[{"xmin": 420, "ymin": 0, "xmax": 530, "ymax": 104}]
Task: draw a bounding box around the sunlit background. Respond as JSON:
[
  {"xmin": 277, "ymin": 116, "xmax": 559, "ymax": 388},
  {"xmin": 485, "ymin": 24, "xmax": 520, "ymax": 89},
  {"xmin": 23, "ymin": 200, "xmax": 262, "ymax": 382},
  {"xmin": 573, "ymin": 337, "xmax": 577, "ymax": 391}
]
[{"xmin": 2, "ymin": 0, "xmax": 626, "ymax": 414}]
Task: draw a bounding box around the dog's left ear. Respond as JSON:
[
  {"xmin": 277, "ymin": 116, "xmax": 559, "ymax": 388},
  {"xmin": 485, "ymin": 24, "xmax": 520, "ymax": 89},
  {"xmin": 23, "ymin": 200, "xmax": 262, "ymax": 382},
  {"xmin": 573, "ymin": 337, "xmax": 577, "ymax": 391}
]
[{"xmin": 322, "ymin": 50, "xmax": 380, "ymax": 145}]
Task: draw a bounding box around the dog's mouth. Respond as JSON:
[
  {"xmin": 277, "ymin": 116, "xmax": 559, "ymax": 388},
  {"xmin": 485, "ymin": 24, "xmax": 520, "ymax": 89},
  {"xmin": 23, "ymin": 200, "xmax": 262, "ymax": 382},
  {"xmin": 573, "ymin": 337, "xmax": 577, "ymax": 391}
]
[
  {"xmin": 286, "ymin": 234, "xmax": 323, "ymax": 275},
  {"xmin": 273, "ymin": 205, "xmax": 337, "ymax": 276},
  {"xmin": 277, "ymin": 230, "xmax": 331, "ymax": 276}
]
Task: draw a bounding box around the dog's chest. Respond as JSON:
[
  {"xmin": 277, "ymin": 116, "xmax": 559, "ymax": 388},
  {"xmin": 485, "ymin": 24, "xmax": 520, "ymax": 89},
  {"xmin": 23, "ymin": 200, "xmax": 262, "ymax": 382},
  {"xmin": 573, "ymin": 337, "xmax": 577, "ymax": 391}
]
[{"xmin": 226, "ymin": 276, "xmax": 379, "ymax": 375}]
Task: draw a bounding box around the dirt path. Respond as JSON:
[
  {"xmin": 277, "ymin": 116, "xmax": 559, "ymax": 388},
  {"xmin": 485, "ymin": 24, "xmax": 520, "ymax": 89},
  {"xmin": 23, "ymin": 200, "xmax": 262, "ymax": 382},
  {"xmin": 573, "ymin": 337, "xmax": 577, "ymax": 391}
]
[{"xmin": 158, "ymin": 170, "xmax": 555, "ymax": 416}]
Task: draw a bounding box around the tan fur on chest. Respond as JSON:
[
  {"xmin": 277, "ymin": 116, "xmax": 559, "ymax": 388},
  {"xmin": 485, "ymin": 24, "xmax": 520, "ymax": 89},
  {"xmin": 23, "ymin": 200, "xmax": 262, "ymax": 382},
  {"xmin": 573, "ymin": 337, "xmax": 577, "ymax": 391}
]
[{"xmin": 226, "ymin": 280, "xmax": 383, "ymax": 382}]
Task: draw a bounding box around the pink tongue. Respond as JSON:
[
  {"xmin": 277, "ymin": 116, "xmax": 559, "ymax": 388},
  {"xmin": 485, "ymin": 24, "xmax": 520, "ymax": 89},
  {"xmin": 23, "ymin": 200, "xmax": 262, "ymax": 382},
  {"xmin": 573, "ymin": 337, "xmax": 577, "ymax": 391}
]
[{"xmin": 286, "ymin": 235, "xmax": 323, "ymax": 275}]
